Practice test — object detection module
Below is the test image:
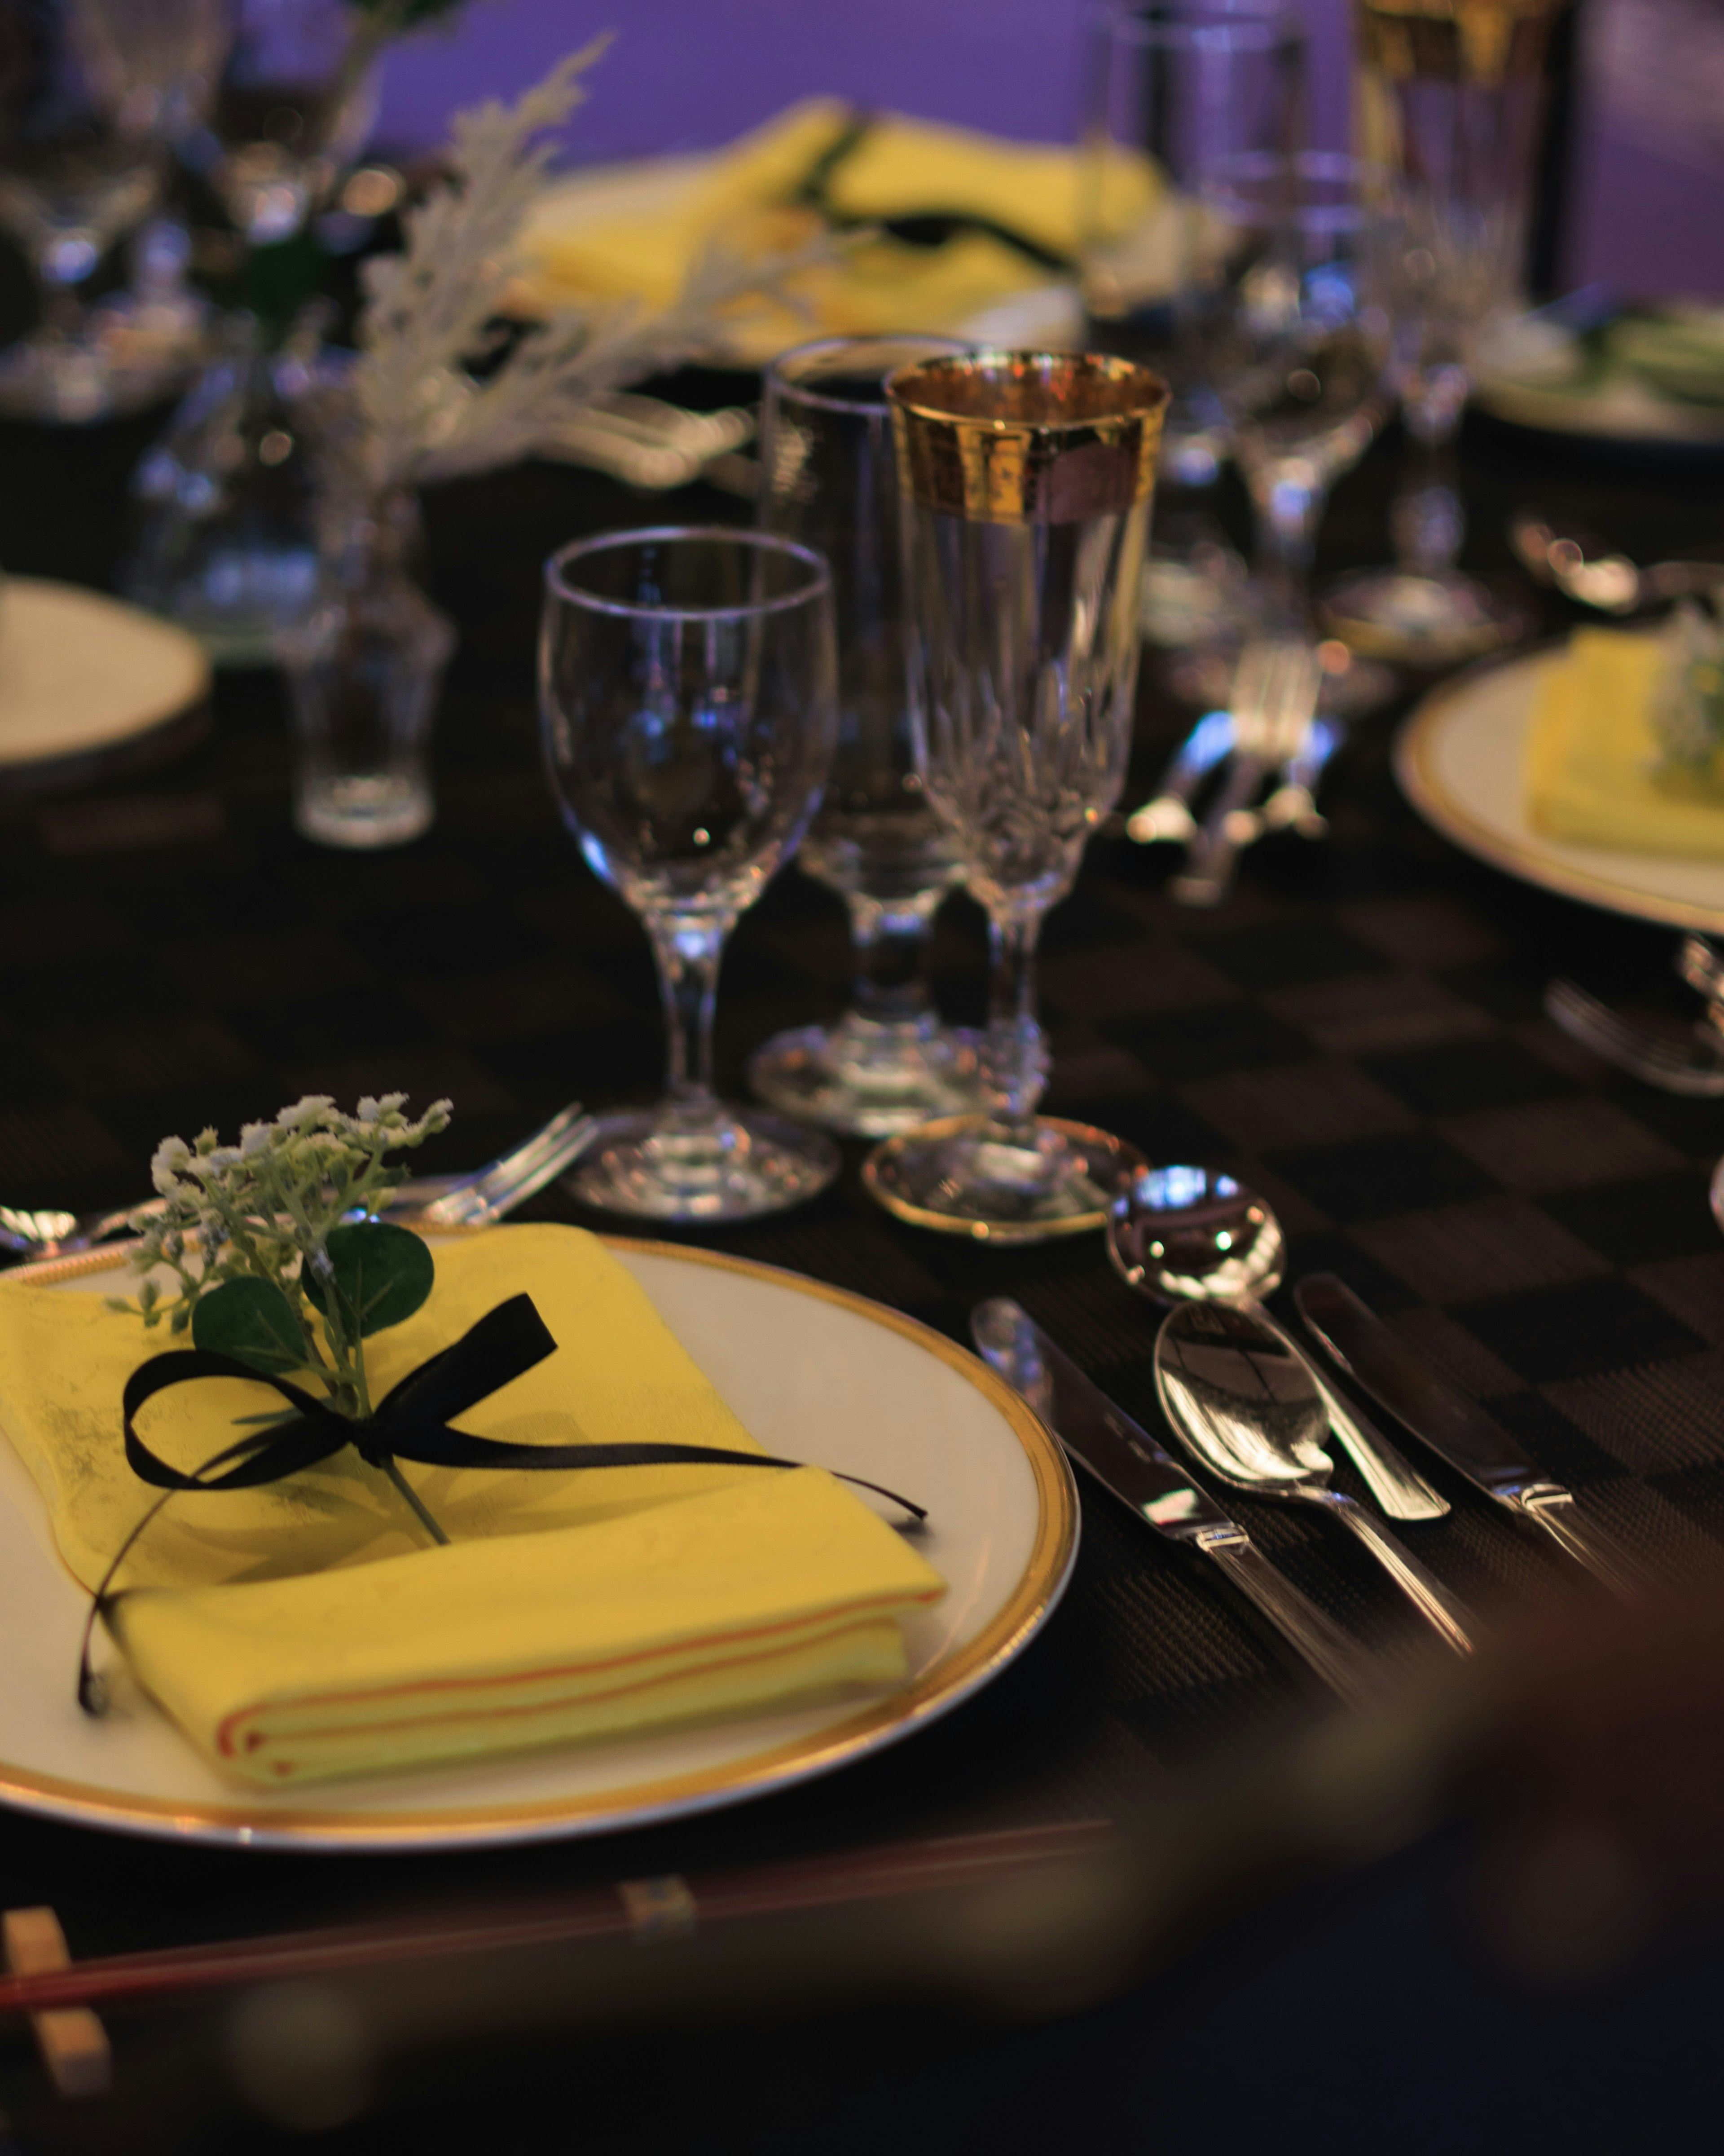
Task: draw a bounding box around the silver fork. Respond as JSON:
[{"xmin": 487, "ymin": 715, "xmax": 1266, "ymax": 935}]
[
  {"xmin": 0, "ymin": 1102, "xmax": 598, "ymax": 1261},
  {"xmin": 1543, "ymin": 977, "xmax": 1724, "ymax": 1096},
  {"xmin": 1171, "ymin": 639, "xmax": 1324, "ymax": 908},
  {"xmin": 1125, "ymin": 705, "xmax": 1238, "ymax": 844}
]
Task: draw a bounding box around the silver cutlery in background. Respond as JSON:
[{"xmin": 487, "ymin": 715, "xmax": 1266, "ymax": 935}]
[
  {"xmin": 1155, "ymin": 1301, "xmax": 1478, "ymax": 1656},
  {"xmin": 972, "ymin": 1297, "xmax": 1383, "ymax": 1710},
  {"xmin": 1546, "ymin": 932, "xmax": 1724, "ymax": 1097},
  {"xmin": 540, "ymin": 392, "xmax": 759, "ymax": 497},
  {"xmin": 1294, "ymin": 1272, "xmax": 1647, "ymax": 1599},
  {"xmin": 1170, "ymin": 639, "xmax": 1324, "ymax": 909},
  {"xmin": 1509, "ymin": 511, "xmax": 1724, "ymax": 617},
  {"xmin": 1107, "ymin": 1165, "xmax": 1449, "ymax": 1524},
  {"xmin": 1125, "ymin": 705, "xmax": 1237, "ymax": 845},
  {"xmin": 0, "ymin": 1102, "xmax": 598, "ymax": 1262}
]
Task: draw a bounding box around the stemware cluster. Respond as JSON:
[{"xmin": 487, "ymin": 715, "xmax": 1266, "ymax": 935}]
[{"xmin": 537, "ymin": 342, "xmax": 1169, "ymax": 1236}]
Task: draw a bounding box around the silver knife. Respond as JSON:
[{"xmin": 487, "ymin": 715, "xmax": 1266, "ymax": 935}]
[
  {"xmin": 1294, "ymin": 1274, "xmax": 1645, "ymax": 1598},
  {"xmin": 971, "ymin": 1298, "xmax": 1383, "ymax": 1710}
]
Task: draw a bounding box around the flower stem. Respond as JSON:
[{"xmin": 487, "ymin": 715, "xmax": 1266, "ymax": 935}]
[{"xmin": 380, "ymin": 1458, "xmax": 449, "ymax": 1546}]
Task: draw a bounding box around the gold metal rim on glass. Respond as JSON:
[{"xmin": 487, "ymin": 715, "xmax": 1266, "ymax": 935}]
[
  {"xmin": 0, "ymin": 1238, "xmax": 1078, "ymax": 1849},
  {"xmin": 862, "ymin": 1117, "xmax": 1150, "ymax": 1244},
  {"xmin": 885, "ymin": 349, "xmax": 1170, "ymax": 525},
  {"xmin": 1396, "ymin": 648, "xmax": 1724, "ymax": 938}
]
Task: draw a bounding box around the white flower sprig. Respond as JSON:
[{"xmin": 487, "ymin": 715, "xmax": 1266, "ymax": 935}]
[
  {"xmin": 117, "ymin": 1094, "xmax": 452, "ymax": 1368},
  {"xmin": 1650, "ymin": 593, "xmax": 1724, "ymax": 781},
  {"xmin": 342, "ymin": 44, "xmax": 834, "ymax": 497}
]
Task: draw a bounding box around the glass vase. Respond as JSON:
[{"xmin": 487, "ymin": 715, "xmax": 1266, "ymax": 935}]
[{"xmin": 278, "ymin": 486, "xmax": 453, "ymax": 850}]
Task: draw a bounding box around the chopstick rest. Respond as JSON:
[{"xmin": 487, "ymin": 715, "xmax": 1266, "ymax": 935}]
[{"xmin": 2, "ymin": 1908, "xmax": 110, "ymax": 2100}]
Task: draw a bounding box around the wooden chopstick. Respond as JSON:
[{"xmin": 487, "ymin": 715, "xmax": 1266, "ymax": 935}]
[{"xmin": 0, "ymin": 1819, "xmax": 1113, "ymax": 2020}]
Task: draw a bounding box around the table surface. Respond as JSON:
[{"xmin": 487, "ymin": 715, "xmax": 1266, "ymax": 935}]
[{"xmin": 0, "ymin": 389, "xmax": 1722, "ymax": 2144}]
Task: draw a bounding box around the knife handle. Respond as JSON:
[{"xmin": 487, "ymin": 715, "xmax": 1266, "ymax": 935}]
[
  {"xmin": 1249, "ymin": 1301, "xmax": 1449, "ymax": 1523},
  {"xmin": 1322, "ymin": 1493, "xmax": 1477, "ymax": 1657},
  {"xmin": 1521, "ymin": 1490, "xmax": 1646, "ymax": 1599},
  {"xmin": 1201, "ymin": 1534, "xmax": 1383, "ymax": 1712}
]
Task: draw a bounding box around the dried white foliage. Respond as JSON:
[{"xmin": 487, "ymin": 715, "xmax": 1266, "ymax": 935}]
[{"xmin": 342, "ymin": 43, "xmax": 828, "ymax": 495}]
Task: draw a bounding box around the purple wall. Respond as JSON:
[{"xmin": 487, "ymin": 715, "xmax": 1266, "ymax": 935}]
[{"xmin": 375, "ymin": 0, "xmax": 1722, "ymax": 299}]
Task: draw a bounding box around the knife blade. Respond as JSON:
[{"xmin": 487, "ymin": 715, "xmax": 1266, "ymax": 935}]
[
  {"xmin": 970, "ymin": 1298, "xmax": 1382, "ymax": 1709},
  {"xmin": 1293, "ymin": 1273, "xmax": 1645, "ymax": 1598}
]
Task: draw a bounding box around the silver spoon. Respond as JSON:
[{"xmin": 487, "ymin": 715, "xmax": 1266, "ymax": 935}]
[
  {"xmin": 1106, "ymin": 1166, "xmax": 1448, "ymax": 1523},
  {"xmin": 1155, "ymin": 1301, "xmax": 1476, "ymax": 1655}
]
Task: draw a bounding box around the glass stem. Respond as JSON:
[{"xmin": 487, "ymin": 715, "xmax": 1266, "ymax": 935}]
[
  {"xmin": 1392, "ymin": 375, "xmax": 1469, "ymax": 578},
  {"xmin": 847, "ymin": 891, "xmax": 941, "ymax": 1034},
  {"xmin": 648, "ymin": 911, "xmax": 730, "ymax": 1133},
  {"xmin": 983, "ymin": 904, "xmax": 1050, "ymax": 1140},
  {"xmin": 1251, "ymin": 458, "xmax": 1325, "ymax": 637}
]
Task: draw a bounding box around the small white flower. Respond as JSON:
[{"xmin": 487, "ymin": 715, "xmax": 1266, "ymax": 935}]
[
  {"xmin": 239, "ymin": 1122, "xmax": 274, "ymax": 1157},
  {"xmin": 150, "ymin": 1137, "xmax": 191, "ymax": 1193},
  {"xmin": 277, "ymin": 1096, "xmax": 334, "ymax": 1131}
]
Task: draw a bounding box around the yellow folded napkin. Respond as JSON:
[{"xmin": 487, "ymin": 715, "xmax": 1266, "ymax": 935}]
[
  {"xmin": 0, "ymin": 1224, "xmax": 945, "ymax": 1784},
  {"xmin": 1526, "ymin": 628, "xmax": 1724, "ymax": 858},
  {"xmin": 516, "ymin": 98, "xmax": 1157, "ymax": 361}
]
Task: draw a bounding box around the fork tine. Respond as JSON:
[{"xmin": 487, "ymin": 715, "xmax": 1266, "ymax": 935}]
[{"xmin": 1545, "ymin": 978, "xmax": 1724, "ymax": 1095}]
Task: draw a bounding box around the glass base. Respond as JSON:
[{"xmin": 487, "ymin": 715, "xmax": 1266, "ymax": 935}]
[
  {"xmin": 0, "ymin": 312, "xmax": 204, "ymax": 425},
  {"xmin": 567, "ymin": 1107, "xmax": 840, "ymax": 1222},
  {"xmin": 1163, "ymin": 639, "xmax": 1398, "ymax": 722},
  {"xmin": 862, "ymin": 1114, "xmax": 1147, "ymax": 1244},
  {"xmin": 1319, "ymin": 568, "xmax": 1530, "ymax": 669},
  {"xmin": 749, "ymin": 1020, "xmax": 986, "ymax": 1138},
  {"xmin": 295, "ymin": 773, "xmax": 433, "ymax": 850}
]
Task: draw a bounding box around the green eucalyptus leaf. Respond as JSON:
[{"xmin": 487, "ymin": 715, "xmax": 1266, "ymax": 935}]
[
  {"xmin": 191, "ymin": 1278, "xmax": 306, "ymax": 1375},
  {"xmin": 304, "ymin": 1222, "xmax": 435, "ymax": 1338}
]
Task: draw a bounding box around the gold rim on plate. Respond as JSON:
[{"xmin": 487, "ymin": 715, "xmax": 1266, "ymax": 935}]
[
  {"xmin": 0, "ymin": 1236, "xmax": 1078, "ymax": 1848},
  {"xmin": 1394, "ymin": 646, "xmax": 1724, "ymax": 937}
]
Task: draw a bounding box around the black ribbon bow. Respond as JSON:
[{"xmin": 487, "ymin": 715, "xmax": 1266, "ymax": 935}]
[{"xmin": 80, "ymin": 1293, "xmax": 925, "ymax": 1712}]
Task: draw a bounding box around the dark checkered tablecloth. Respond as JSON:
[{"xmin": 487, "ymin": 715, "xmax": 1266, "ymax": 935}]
[{"xmin": 0, "ymin": 403, "xmax": 1721, "ymax": 1962}]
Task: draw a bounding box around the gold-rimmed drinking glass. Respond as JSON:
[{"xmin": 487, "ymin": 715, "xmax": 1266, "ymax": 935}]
[{"xmin": 862, "ymin": 351, "xmax": 1167, "ymax": 1243}]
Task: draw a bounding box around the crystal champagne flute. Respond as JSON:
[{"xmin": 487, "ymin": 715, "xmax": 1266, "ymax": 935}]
[
  {"xmin": 541, "ymin": 528, "xmax": 842, "ymax": 1222},
  {"xmin": 748, "ymin": 335, "xmax": 985, "ymax": 1138},
  {"xmin": 863, "ymin": 351, "xmax": 1167, "ymax": 1243}
]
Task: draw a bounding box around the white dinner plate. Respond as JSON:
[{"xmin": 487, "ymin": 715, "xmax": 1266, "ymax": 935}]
[
  {"xmin": 1395, "ymin": 648, "xmax": 1724, "ymax": 935},
  {"xmin": 0, "ymin": 1240, "xmax": 1077, "ymax": 1852},
  {"xmin": 0, "ymin": 578, "xmax": 209, "ymax": 774}
]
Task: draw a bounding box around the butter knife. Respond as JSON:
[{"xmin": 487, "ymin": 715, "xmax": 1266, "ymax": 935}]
[
  {"xmin": 971, "ymin": 1298, "xmax": 1382, "ymax": 1710},
  {"xmin": 1294, "ymin": 1273, "xmax": 1645, "ymax": 1598}
]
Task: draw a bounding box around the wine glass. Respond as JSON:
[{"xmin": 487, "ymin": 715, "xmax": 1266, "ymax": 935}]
[
  {"xmin": 0, "ymin": 0, "xmax": 228, "ymax": 421},
  {"xmin": 862, "ymin": 351, "xmax": 1167, "ymax": 1243},
  {"xmin": 185, "ymin": 0, "xmax": 383, "ymax": 250},
  {"xmin": 1080, "ymin": 0, "xmax": 1306, "ymax": 664},
  {"xmin": 748, "ymin": 335, "xmax": 986, "ymax": 1139},
  {"xmin": 1201, "ymin": 152, "xmax": 1399, "ymax": 701},
  {"xmin": 540, "ymin": 528, "xmax": 843, "ymax": 1222},
  {"xmin": 1320, "ymin": 0, "xmax": 1563, "ymax": 666}
]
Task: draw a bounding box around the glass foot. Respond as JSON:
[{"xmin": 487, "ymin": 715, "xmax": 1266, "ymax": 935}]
[
  {"xmin": 1319, "ymin": 569, "xmax": 1530, "ymax": 669},
  {"xmin": 0, "ymin": 317, "xmax": 204, "ymax": 425},
  {"xmin": 749, "ymin": 1020, "xmax": 986, "ymax": 1138},
  {"xmin": 862, "ymin": 1114, "xmax": 1147, "ymax": 1244},
  {"xmin": 567, "ymin": 1107, "xmax": 840, "ymax": 1222},
  {"xmin": 295, "ymin": 772, "xmax": 434, "ymax": 850}
]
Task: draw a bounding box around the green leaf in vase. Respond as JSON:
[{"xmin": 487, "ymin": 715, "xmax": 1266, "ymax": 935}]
[
  {"xmin": 191, "ymin": 1277, "xmax": 307, "ymax": 1376},
  {"xmin": 304, "ymin": 1221, "xmax": 435, "ymax": 1338}
]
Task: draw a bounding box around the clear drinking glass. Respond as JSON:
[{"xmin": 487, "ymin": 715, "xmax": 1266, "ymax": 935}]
[
  {"xmin": 1201, "ymin": 153, "xmax": 1399, "ymax": 698},
  {"xmin": 0, "ymin": 0, "xmax": 227, "ymax": 421},
  {"xmin": 541, "ymin": 528, "xmax": 843, "ymax": 1221},
  {"xmin": 1320, "ymin": 0, "xmax": 1563, "ymax": 666},
  {"xmin": 1080, "ymin": 0, "xmax": 1306, "ymax": 489},
  {"xmin": 862, "ymin": 352, "xmax": 1168, "ymax": 1243},
  {"xmin": 748, "ymin": 335, "xmax": 987, "ymax": 1139}
]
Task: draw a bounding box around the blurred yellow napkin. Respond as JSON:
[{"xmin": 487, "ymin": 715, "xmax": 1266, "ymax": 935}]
[
  {"xmin": 1526, "ymin": 628, "xmax": 1724, "ymax": 857},
  {"xmin": 0, "ymin": 1225, "xmax": 945, "ymax": 1784},
  {"xmin": 516, "ymin": 97, "xmax": 1157, "ymax": 360}
]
